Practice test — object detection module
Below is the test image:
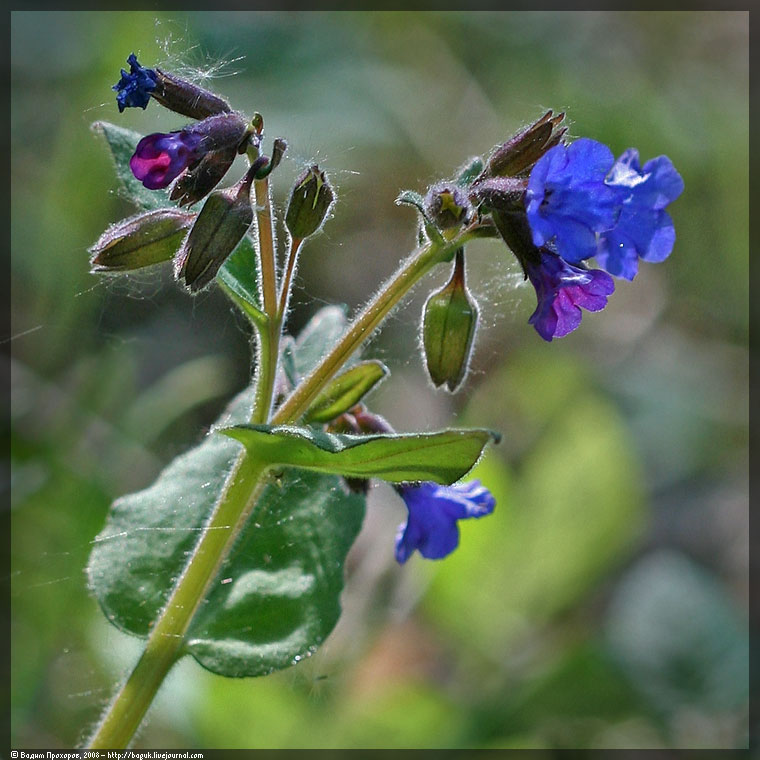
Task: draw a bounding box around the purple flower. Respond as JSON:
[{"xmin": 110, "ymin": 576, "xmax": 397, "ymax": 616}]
[
  {"xmin": 113, "ymin": 53, "xmax": 157, "ymax": 112},
  {"xmin": 525, "ymin": 138, "xmax": 625, "ymax": 264},
  {"xmin": 596, "ymin": 149, "xmax": 684, "ymax": 280},
  {"xmin": 526, "ymin": 250, "xmax": 615, "ymax": 341},
  {"xmin": 395, "ymin": 480, "xmax": 495, "ymax": 563},
  {"xmin": 129, "ymin": 131, "xmax": 204, "ymax": 190}
]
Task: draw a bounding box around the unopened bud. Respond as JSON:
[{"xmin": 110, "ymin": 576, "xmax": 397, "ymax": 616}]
[
  {"xmin": 423, "ymin": 183, "xmax": 472, "ymax": 230},
  {"xmin": 469, "ymin": 176, "xmax": 527, "ymax": 214},
  {"xmin": 170, "ymin": 145, "xmax": 238, "ymax": 207},
  {"xmin": 151, "ymin": 69, "xmax": 233, "ymax": 120},
  {"xmin": 175, "ymin": 167, "xmax": 255, "ymax": 292},
  {"xmin": 285, "ymin": 165, "xmax": 334, "ymax": 240},
  {"xmin": 90, "ymin": 209, "xmax": 194, "ymax": 272},
  {"xmin": 422, "ymin": 249, "xmax": 479, "ymax": 392},
  {"xmin": 484, "ymin": 110, "xmax": 567, "ymax": 178}
]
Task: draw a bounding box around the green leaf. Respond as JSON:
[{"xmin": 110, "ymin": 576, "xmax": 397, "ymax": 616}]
[
  {"xmin": 395, "ymin": 189, "xmax": 426, "ymax": 212},
  {"xmin": 87, "ymin": 306, "xmax": 366, "ymax": 677},
  {"xmin": 455, "ymin": 156, "xmax": 484, "ymax": 187},
  {"xmin": 221, "ymin": 425, "xmax": 496, "ymax": 484},
  {"xmin": 186, "ymin": 468, "xmax": 363, "ymax": 676},
  {"xmin": 293, "ymin": 305, "xmax": 348, "ymax": 380},
  {"xmin": 217, "ymin": 233, "xmax": 262, "ymax": 318},
  {"xmin": 304, "ymin": 360, "xmax": 388, "ymax": 423},
  {"xmin": 92, "ymin": 121, "xmax": 172, "ymax": 211}
]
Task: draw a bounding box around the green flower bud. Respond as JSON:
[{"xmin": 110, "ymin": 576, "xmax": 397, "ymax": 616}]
[
  {"xmin": 422, "ymin": 249, "xmax": 479, "ymax": 393},
  {"xmin": 424, "ymin": 183, "xmax": 472, "ymax": 230},
  {"xmin": 89, "ymin": 209, "xmax": 194, "ymax": 272},
  {"xmin": 175, "ymin": 166, "xmax": 255, "ymax": 292},
  {"xmin": 285, "ymin": 165, "xmax": 334, "ymax": 241}
]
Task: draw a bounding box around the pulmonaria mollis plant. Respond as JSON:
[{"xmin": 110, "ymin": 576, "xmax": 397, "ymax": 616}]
[{"xmin": 85, "ymin": 55, "xmax": 682, "ymax": 749}]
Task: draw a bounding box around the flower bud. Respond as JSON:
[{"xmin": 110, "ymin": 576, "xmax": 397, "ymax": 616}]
[
  {"xmin": 285, "ymin": 165, "xmax": 334, "ymax": 241},
  {"xmin": 170, "ymin": 145, "xmax": 238, "ymax": 207},
  {"xmin": 483, "ymin": 110, "xmax": 567, "ymax": 178},
  {"xmin": 89, "ymin": 209, "xmax": 194, "ymax": 272},
  {"xmin": 469, "ymin": 176, "xmax": 527, "ymax": 214},
  {"xmin": 175, "ymin": 167, "xmax": 255, "ymax": 292},
  {"xmin": 423, "ymin": 183, "xmax": 472, "ymax": 230},
  {"xmin": 151, "ymin": 68, "xmax": 233, "ymax": 120},
  {"xmin": 421, "ymin": 249, "xmax": 479, "ymax": 392}
]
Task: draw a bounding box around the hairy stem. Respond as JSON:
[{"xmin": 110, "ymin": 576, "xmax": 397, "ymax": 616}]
[
  {"xmin": 88, "ymin": 455, "xmax": 269, "ymax": 748},
  {"xmin": 88, "ymin": 222, "xmax": 473, "ymax": 748},
  {"xmin": 272, "ymin": 232, "xmax": 470, "ymax": 424}
]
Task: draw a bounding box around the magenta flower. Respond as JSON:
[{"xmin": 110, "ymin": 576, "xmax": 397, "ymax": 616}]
[
  {"xmin": 129, "ymin": 131, "xmax": 204, "ymax": 190},
  {"xmin": 395, "ymin": 480, "xmax": 495, "ymax": 563},
  {"xmin": 526, "ymin": 250, "xmax": 615, "ymax": 341}
]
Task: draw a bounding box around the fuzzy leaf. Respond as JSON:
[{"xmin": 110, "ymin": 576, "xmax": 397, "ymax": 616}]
[
  {"xmin": 304, "ymin": 360, "xmax": 388, "ymax": 423},
  {"xmin": 221, "ymin": 425, "xmax": 497, "ymax": 484},
  {"xmin": 87, "ymin": 307, "xmax": 365, "ymax": 678},
  {"xmin": 92, "ymin": 121, "xmax": 172, "ymax": 211}
]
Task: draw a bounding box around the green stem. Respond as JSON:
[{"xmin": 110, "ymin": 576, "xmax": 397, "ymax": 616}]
[
  {"xmin": 272, "ymin": 233, "xmax": 467, "ymax": 424},
  {"xmin": 88, "ymin": 454, "xmax": 269, "ymax": 748},
  {"xmin": 88, "ymin": 221, "xmax": 472, "ymax": 748}
]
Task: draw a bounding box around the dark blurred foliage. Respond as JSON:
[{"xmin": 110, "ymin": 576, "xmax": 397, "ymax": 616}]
[{"xmin": 10, "ymin": 11, "xmax": 748, "ymax": 749}]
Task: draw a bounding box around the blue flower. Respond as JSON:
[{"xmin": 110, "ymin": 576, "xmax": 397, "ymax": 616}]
[
  {"xmin": 113, "ymin": 53, "xmax": 157, "ymax": 112},
  {"xmin": 525, "ymin": 250, "xmax": 615, "ymax": 341},
  {"xmin": 525, "ymin": 138, "xmax": 625, "ymax": 264},
  {"xmin": 596, "ymin": 149, "xmax": 684, "ymax": 280},
  {"xmin": 395, "ymin": 480, "xmax": 495, "ymax": 563}
]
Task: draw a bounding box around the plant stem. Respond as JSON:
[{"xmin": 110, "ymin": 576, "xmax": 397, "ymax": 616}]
[
  {"xmin": 249, "ymin": 175, "xmax": 281, "ymax": 424},
  {"xmin": 272, "ymin": 233, "xmax": 467, "ymax": 424},
  {"xmin": 278, "ymin": 237, "xmax": 303, "ymax": 320},
  {"xmin": 254, "ymin": 176, "xmax": 278, "ymax": 319},
  {"xmin": 88, "ymin": 222, "xmax": 473, "ymax": 748},
  {"xmin": 88, "ymin": 454, "xmax": 269, "ymax": 748}
]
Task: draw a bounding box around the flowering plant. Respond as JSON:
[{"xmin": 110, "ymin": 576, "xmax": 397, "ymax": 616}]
[{"xmin": 85, "ymin": 54, "xmax": 682, "ymax": 748}]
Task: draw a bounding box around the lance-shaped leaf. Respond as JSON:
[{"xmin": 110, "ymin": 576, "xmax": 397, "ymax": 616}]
[
  {"xmin": 92, "ymin": 121, "xmax": 173, "ymax": 211},
  {"xmin": 221, "ymin": 425, "xmax": 498, "ymax": 484},
  {"xmin": 304, "ymin": 360, "xmax": 388, "ymax": 423}
]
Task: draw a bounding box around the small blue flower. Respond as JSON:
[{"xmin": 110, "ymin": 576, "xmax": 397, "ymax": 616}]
[
  {"xmin": 395, "ymin": 480, "xmax": 495, "ymax": 563},
  {"xmin": 113, "ymin": 53, "xmax": 158, "ymax": 112},
  {"xmin": 525, "ymin": 250, "xmax": 615, "ymax": 341},
  {"xmin": 525, "ymin": 138, "xmax": 625, "ymax": 264},
  {"xmin": 596, "ymin": 149, "xmax": 684, "ymax": 280}
]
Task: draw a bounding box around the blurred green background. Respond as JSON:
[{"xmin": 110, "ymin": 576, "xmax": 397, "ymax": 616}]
[{"xmin": 10, "ymin": 11, "xmax": 748, "ymax": 750}]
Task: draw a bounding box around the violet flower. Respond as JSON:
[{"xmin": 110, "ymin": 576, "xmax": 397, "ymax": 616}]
[
  {"xmin": 525, "ymin": 250, "xmax": 615, "ymax": 341},
  {"xmin": 129, "ymin": 131, "xmax": 204, "ymax": 190}
]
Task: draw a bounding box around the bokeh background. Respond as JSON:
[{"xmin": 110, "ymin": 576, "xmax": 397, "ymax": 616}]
[{"xmin": 10, "ymin": 11, "xmax": 749, "ymax": 750}]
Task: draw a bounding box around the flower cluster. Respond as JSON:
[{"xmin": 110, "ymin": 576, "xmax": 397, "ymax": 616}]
[{"xmin": 463, "ymin": 113, "xmax": 683, "ymax": 340}]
